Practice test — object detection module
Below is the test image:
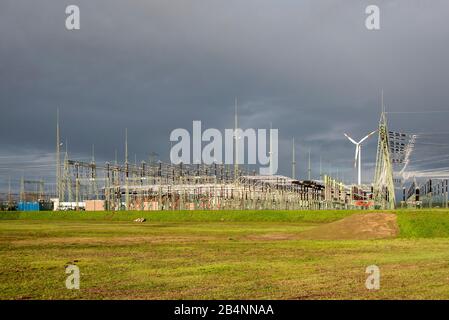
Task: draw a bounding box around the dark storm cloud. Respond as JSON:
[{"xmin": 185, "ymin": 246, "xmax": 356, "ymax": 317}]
[{"xmin": 1, "ymin": 0, "xmax": 449, "ymax": 192}]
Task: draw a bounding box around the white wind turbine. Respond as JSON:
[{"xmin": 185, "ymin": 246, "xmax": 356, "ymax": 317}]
[{"xmin": 344, "ymin": 130, "xmax": 377, "ymax": 186}]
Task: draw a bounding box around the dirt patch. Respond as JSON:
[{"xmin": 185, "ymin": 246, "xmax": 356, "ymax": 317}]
[
  {"xmin": 298, "ymin": 213, "xmax": 399, "ymax": 240},
  {"xmin": 246, "ymin": 233, "xmax": 298, "ymax": 241}
]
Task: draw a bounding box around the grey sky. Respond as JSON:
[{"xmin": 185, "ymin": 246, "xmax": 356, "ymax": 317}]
[{"xmin": 1, "ymin": 0, "xmax": 449, "ymax": 193}]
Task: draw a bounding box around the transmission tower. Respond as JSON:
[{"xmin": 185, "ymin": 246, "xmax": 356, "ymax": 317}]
[{"xmin": 373, "ymin": 93, "xmax": 396, "ymax": 209}]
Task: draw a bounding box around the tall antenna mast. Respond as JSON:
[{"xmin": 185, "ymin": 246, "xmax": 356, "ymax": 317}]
[
  {"xmin": 291, "ymin": 137, "xmax": 296, "ymax": 179},
  {"xmin": 56, "ymin": 108, "xmax": 60, "ymax": 200},
  {"xmin": 125, "ymin": 128, "xmax": 129, "ymax": 210},
  {"xmin": 234, "ymin": 97, "xmax": 239, "ymax": 179}
]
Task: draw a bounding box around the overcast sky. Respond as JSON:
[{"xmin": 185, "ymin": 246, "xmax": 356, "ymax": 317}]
[{"xmin": 1, "ymin": 0, "xmax": 449, "ymax": 194}]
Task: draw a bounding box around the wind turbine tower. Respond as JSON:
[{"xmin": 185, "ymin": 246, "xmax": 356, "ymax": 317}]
[{"xmin": 344, "ymin": 130, "xmax": 377, "ymax": 185}]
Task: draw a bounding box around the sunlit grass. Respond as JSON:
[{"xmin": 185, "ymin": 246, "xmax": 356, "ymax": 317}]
[{"xmin": 1, "ymin": 209, "xmax": 449, "ymax": 299}]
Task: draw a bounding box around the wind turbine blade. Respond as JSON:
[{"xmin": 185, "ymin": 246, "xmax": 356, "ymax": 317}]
[
  {"xmin": 344, "ymin": 133, "xmax": 358, "ymax": 145},
  {"xmin": 359, "ymin": 130, "xmax": 377, "ymax": 144}
]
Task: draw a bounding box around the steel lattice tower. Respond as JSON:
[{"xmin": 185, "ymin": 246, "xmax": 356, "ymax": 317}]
[{"xmin": 373, "ymin": 96, "xmax": 396, "ymax": 209}]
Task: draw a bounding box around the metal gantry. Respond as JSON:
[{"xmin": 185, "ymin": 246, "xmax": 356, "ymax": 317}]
[{"xmin": 56, "ymin": 157, "xmax": 357, "ymax": 211}]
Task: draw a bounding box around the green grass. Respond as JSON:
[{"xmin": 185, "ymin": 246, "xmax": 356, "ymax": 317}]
[
  {"xmin": 0, "ymin": 209, "xmax": 356, "ymax": 223},
  {"xmin": 396, "ymin": 209, "xmax": 449, "ymax": 238},
  {"xmin": 1, "ymin": 209, "xmax": 449, "ymax": 300}
]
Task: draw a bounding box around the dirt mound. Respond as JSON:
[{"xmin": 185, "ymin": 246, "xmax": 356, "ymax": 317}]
[{"xmin": 298, "ymin": 213, "xmax": 398, "ymax": 240}]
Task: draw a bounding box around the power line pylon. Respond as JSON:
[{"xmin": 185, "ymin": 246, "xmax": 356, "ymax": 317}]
[{"xmin": 373, "ymin": 92, "xmax": 396, "ymax": 209}]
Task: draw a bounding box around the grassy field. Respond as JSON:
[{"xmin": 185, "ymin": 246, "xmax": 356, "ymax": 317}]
[{"xmin": 1, "ymin": 209, "xmax": 449, "ymax": 299}]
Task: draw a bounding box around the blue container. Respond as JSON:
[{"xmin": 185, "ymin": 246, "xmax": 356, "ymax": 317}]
[{"xmin": 17, "ymin": 201, "xmax": 40, "ymax": 211}]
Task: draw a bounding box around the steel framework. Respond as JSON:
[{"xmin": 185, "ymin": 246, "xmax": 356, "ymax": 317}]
[{"xmin": 373, "ymin": 103, "xmax": 396, "ymax": 209}]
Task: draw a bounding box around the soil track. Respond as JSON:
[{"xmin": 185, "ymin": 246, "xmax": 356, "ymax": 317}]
[{"xmin": 298, "ymin": 213, "xmax": 399, "ymax": 240}]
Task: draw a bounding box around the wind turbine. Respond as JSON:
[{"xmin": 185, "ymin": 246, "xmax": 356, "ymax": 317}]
[{"xmin": 344, "ymin": 130, "xmax": 377, "ymax": 185}]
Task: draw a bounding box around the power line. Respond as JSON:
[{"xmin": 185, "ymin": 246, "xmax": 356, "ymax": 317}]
[
  {"xmin": 387, "ymin": 111, "xmax": 449, "ymax": 114},
  {"xmin": 413, "ymin": 132, "xmax": 449, "ymax": 136}
]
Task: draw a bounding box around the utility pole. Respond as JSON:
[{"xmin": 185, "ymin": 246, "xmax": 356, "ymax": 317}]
[
  {"xmin": 125, "ymin": 128, "xmax": 129, "ymax": 210},
  {"xmin": 91, "ymin": 144, "xmax": 98, "ymax": 200},
  {"xmin": 291, "ymin": 137, "xmax": 296, "ymax": 179},
  {"xmin": 20, "ymin": 175, "xmax": 24, "ymax": 202}
]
